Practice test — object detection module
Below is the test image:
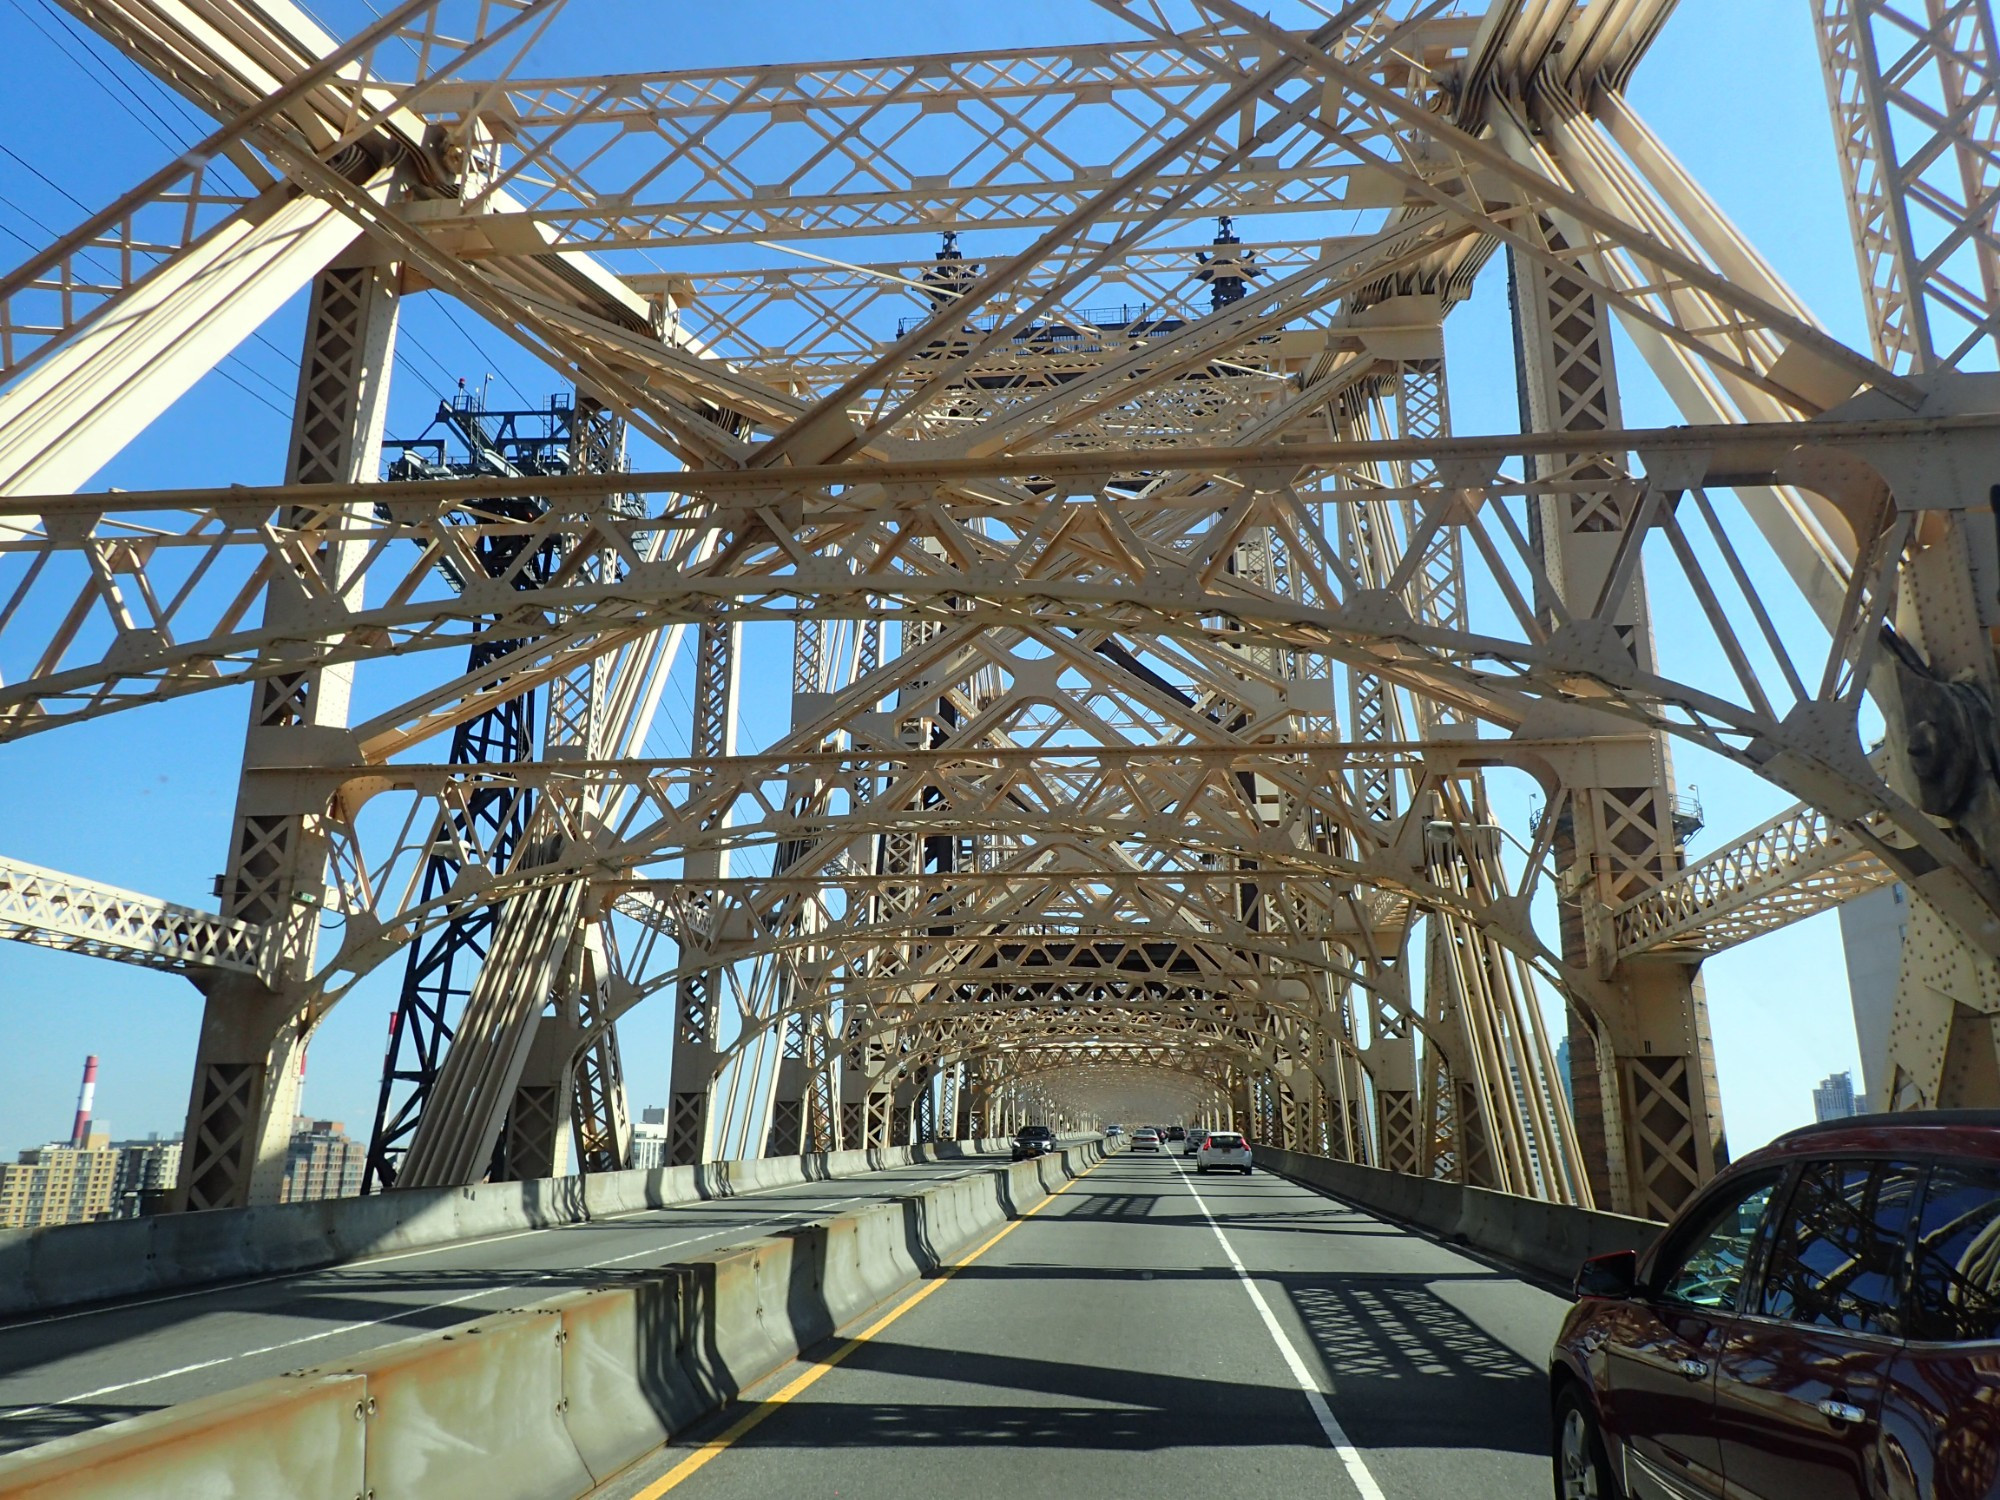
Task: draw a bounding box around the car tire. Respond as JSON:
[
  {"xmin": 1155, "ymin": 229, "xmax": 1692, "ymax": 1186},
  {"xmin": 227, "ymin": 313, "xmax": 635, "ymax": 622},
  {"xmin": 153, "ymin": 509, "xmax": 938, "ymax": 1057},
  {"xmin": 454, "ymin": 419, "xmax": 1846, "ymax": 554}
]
[
  {"xmin": 1553, "ymin": 1388, "xmax": 1620, "ymax": 1500},
  {"xmin": 1196, "ymin": 1164, "xmax": 1207, "ymax": 1174},
  {"xmin": 1242, "ymin": 1166, "xmax": 1252, "ymax": 1175}
]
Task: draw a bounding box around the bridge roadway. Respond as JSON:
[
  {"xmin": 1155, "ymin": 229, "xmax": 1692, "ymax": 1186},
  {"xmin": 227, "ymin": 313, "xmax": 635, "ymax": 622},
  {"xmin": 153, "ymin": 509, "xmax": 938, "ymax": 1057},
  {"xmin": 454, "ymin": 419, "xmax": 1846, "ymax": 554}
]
[
  {"xmin": 600, "ymin": 1147, "xmax": 1566, "ymax": 1500},
  {"xmin": 0, "ymin": 1154, "xmax": 1013, "ymax": 1457}
]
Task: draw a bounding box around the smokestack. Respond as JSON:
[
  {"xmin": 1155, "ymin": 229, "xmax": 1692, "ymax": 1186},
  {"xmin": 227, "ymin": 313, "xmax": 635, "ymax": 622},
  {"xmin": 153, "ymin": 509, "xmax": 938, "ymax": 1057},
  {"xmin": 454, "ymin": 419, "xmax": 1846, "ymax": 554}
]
[{"xmin": 70, "ymin": 1055, "xmax": 98, "ymax": 1146}]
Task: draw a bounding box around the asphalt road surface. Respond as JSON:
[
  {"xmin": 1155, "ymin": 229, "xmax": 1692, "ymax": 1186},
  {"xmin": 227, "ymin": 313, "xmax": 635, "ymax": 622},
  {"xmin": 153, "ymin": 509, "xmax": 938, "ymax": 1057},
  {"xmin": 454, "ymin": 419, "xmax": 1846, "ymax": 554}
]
[
  {"xmin": 602, "ymin": 1147, "xmax": 1569, "ymax": 1500},
  {"xmin": 0, "ymin": 1154, "xmax": 1011, "ymax": 1455}
]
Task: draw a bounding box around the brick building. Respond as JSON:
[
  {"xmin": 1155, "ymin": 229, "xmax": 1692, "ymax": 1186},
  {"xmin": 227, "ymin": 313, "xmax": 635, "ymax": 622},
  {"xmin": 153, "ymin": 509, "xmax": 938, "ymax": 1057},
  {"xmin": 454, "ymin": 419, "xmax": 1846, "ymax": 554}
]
[
  {"xmin": 0, "ymin": 1134, "xmax": 118, "ymax": 1228},
  {"xmin": 280, "ymin": 1118, "xmax": 364, "ymax": 1202}
]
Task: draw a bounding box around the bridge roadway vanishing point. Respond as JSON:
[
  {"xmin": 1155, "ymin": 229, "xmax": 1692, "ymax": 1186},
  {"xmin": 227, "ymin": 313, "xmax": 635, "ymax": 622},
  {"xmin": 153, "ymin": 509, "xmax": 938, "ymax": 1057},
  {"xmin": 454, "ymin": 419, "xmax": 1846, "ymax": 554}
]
[
  {"xmin": 0, "ymin": 1141, "xmax": 1583, "ymax": 1499},
  {"xmin": 589, "ymin": 1151, "xmax": 1570, "ymax": 1500}
]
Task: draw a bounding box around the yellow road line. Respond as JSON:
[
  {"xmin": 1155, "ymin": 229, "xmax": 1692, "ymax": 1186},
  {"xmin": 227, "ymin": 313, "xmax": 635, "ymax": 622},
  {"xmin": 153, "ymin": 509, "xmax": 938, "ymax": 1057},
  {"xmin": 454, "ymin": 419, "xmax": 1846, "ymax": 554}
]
[{"xmin": 629, "ymin": 1154, "xmax": 1109, "ymax": 1497}]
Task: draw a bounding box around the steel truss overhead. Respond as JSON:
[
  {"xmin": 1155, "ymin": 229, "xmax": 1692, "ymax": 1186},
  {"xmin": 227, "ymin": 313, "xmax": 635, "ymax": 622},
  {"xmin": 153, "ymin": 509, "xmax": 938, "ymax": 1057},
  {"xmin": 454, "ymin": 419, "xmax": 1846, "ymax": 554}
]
[{"xmin": 2, "ymin": 0, "xmax": 1999, "ymax": 1222}]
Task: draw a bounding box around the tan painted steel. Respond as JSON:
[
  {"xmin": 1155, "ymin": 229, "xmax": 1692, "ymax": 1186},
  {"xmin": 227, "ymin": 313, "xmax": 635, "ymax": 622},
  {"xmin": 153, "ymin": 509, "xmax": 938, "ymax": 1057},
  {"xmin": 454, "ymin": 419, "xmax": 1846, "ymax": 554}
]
[{"xmin": 0, "ymin": 0, "xmax": 1995, "ymax": 1220}]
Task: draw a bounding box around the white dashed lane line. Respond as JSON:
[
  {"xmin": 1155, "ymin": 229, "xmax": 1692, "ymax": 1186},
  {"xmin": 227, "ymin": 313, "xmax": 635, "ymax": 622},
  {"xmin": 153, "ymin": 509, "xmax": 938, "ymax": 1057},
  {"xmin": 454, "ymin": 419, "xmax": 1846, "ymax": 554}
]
[{"xmin": 1171, "ymin": 1157, "xmax": 1389, "ymax": 1500}]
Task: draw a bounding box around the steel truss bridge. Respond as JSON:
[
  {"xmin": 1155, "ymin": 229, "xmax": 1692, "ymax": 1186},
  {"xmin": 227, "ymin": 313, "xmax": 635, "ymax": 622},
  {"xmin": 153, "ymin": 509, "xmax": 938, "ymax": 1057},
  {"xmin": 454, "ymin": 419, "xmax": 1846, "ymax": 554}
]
[{"xmin": 0, "ymin": 0, "xmax": 1996, "ymax": 1228}]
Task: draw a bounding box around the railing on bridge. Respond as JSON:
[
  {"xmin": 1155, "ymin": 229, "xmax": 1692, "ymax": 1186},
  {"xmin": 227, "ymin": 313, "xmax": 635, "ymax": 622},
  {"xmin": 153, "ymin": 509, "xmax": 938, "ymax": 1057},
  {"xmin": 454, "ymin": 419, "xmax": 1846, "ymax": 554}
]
[
  {"xmin": 1609, "ymin": 802, "xmax": 1895, "ymax": 960},
  {"xmin": 0, "ymin": 856, "xmax": 272, "ymax": 980}
]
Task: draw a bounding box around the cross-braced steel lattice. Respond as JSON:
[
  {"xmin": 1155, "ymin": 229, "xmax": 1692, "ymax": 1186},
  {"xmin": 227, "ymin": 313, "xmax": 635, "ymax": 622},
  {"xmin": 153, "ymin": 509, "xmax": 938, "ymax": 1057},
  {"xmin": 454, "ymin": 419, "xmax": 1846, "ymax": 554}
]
[{"xmin": 3, "ymin": 0, "xmax": 1999, "ymax": 1222}]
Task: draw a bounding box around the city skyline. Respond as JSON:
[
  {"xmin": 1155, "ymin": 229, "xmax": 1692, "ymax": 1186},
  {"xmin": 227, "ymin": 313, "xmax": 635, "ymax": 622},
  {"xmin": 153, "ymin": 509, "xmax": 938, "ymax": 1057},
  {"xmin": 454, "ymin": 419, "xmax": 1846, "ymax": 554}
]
[{"xmin": 0, "ymin": 1053, "xmax": 366, "ymax": 1221}]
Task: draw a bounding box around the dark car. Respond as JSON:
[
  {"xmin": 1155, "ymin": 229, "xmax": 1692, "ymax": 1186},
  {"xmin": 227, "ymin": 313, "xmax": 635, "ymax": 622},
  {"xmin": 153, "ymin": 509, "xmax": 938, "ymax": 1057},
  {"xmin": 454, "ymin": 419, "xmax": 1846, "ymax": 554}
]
[
  {"xmin": 1551, "ymin": 1110, "xmax": 2000, "ymax": 1500},
  {"xmin": 1166, "ymin": 1125, "xmax": 1187, "ymax": 1142},
  {"xmin": 1011, "ymin": 1124, "xmax": 1057, "ymax": 1161}
]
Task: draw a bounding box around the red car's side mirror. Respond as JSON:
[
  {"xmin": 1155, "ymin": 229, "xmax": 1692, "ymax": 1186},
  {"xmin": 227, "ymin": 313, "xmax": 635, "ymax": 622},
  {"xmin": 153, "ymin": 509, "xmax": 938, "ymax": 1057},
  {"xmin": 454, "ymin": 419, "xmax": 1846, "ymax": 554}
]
[{"xmin": 1574, "ymin": 1249, "xmax": 1639, "ymax": 1300}]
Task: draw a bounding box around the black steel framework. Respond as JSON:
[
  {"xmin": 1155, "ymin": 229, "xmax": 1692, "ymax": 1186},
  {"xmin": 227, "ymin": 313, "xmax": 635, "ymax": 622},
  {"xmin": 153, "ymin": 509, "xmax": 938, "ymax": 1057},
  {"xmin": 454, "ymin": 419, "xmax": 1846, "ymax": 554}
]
[{"xmin": 362, "ymin": 388, "xmax": 607, "ymax": 1192}]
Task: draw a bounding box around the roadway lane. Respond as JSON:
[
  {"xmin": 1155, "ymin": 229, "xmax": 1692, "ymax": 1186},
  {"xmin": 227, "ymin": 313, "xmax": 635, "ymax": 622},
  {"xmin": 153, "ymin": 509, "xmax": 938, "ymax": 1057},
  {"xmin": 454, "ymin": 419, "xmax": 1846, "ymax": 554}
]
[
  {"xmin": 0, "ymin": 1153, "xmax": 1011, "ymax": 1456},
  {"xmin": 603, "ymin": 1146, "xmax": 1569, "ymax": 1500}
]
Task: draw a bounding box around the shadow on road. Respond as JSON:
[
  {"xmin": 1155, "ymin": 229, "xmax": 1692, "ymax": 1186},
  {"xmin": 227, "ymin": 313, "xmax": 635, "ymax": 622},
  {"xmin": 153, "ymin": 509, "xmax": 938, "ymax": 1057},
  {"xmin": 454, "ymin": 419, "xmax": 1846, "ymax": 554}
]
[
  {"xmin": 1285, "ymin": 1275, "xmax": 1547, "ymax": 1456},
  {"xmin": 0, "ymin": 1402, "xmax": 160, "ymax": 1454}
]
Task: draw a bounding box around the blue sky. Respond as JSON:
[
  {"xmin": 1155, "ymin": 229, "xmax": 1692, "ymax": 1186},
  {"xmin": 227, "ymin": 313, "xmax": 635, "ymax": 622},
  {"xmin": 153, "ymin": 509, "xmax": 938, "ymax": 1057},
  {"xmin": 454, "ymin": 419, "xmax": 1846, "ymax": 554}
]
[{"xmin": 0, "ymin": 1, "xmax": 1872, "ymax": 1164}]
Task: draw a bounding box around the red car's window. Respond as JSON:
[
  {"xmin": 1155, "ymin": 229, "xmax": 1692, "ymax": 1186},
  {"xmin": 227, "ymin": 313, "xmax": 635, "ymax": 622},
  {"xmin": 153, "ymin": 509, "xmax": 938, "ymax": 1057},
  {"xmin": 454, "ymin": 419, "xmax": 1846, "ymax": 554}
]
[
  {"xmin": 1756, "ymin": 1158, "xmax": 1921, "ymax": 1335},
  {"xmin": 1906, "ymin": 1159, "xmax": 2000, "ymax": 1343},
  {"xmin": 1656, "ymin": 1172, "xmax": 1780, "ymax": 1310}
]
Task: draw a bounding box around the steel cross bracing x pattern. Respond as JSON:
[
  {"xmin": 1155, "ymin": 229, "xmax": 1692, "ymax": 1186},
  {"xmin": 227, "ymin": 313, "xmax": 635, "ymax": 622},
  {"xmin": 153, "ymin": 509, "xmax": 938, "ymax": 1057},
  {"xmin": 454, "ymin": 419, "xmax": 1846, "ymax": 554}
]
[
  {"xmin": 0, "ymin": 0, "xmax": 562, "ymax": 387},
  {"xmin": 1319, "ymin": 328, "xmax": 1586, "ymax": 1199},
  {"xmin": 362, "ymin": 391, "xmax": 630, "ymax": 1192},
  {"xmin": 410, "ymin": 23, "xmax": 1485, "ymax": 250},
  {"xmin": 1816, "ymin": 0, "xmax": 2000, "ymax": 374},
  {"xmin": 628, "ymin": 240, "xmax": 1343, "ymax": 393},
  {"xmin": 6, "ymin": 0, "xmax": 2000, "ymax": 1213},
  {"xmin": 1804, "ymin": 0, "xmax": 2000, "ymax": 1115},
  {"xmin": 0, "ymin": 414, "xmax": 1992, "ymax": 1208},
  {"xmin": 7, "ymin": 427, "xmax": 1982, "ymax": 887},
  {"xmin": 0, "ymin": 855, "xmax": 273, "ymax": 979}
]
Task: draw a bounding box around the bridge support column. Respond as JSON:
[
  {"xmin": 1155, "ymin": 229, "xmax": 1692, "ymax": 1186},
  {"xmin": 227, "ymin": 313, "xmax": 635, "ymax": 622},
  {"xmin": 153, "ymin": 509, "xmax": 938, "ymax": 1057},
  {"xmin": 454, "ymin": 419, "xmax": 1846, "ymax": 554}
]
[
  {"xmin": 668, "ymin": 618, "xmax": 738, "ymax": 1166},
  {"xmin": 1868, "ymin": 450, "xmax": 2000, "ymax": 1110},
  {"xmin": 840, "ymin": 1016, "xmax": 900, "ymax": 1148},
  {"xmin": 1807, "ymin": 0, "xmax": 2000, "ymax": 1109},
  {"xmin": 499, "ymin": 1016, "xmax": 579, "ymax": 1180},
  {"xmin": 175, "ymin": 264, "xmax": 399, "ymax": 1211},
  {"xmin": 963, "ymin": 1062, "xmax": 996, "ymax": 1138},
  {"xmin": 496, "ymin": 547, "xmax": 629, "ymax": 1182},
  {"xmin": 1512, "ymin": 239, "xmax": 1726, "ymax": 1220},
  {"xmin": 838, "ymin": 1015, "xmax": 871, "ymax": 1148},
  {"xmin": 764, "ymin": 999, "xmax": 833, "ymax": 1157},
  {"xmin": 956, "ymin": 1064, "xmax": 976, "ymax": 1138},
  {"xmin": 1369, "ymin": 1031, "xmax": 1421, "ymax": 1174},
  {"xmin": 1421, "ymin": 918, "xmax": 1486, "ymax": 1187},
  {"xmin": 489, "ymin": 921, "xmax": 627, "ymax": 1181},
  {"xmin": 567, "ymin": 930, "xmax": 632, "ymax": 1174},
  {"xmin": 666, "ymin": 1001, "xmax": 720, "ymax": 1167},
  {"xmin": 765, "ymin": 1043, "xmax": 809, "ymax": 1157},
  {"xmin": 396, "ymin": 879, "xmax": 584, "ymax": 1187},
  {"xmin": 893, "ymin": 1063, "xmax": 928, "ymax": 1145},
  {"xmin": 1419, "ymin": 1038, "xmax": 1455, "ymax": 1180}
]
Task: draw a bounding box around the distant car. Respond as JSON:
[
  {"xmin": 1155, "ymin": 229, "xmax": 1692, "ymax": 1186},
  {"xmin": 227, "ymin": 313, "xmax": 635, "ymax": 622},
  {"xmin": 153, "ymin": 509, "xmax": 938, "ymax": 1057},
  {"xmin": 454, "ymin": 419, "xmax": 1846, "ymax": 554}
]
[
  {"xmin": 1011, "ymin": 1124, "xmax": 1057, "ymax": 1161},
  {"xmin": 1196, "ymin": 1131, "xmax": 1251, "ymax": 1174},
  {"xmin": 1551, "ymin": 1110, "xmax": 2000, "ymax": 1500},
  {"xmin": 1182, "ymin": 1129, "xmax": 1206, "ymax": 1157},
  {"xmin": 1165, "ymin": 1125, "xmax": 1186, "ymax": 1142},
  {"xmin": 1105, "ymin": 1124, "xmax": 1124, "ymax": 1137},
  {"xmin": 1132, "ymin": 1127, "xmax": 1161, "ymax": 1153}
]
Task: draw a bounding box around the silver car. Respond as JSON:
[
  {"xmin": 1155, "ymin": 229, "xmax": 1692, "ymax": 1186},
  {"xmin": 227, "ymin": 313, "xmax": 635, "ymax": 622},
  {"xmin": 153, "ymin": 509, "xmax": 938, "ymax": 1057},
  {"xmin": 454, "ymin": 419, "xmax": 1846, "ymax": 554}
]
[
  {"xmin": 1131, "ymin": 1127, "xmax": 1161, "ymax": 1153},
  {"xmin": 1195, "ymin": 1130, "xmax": 1253, "ymax": 1174}
]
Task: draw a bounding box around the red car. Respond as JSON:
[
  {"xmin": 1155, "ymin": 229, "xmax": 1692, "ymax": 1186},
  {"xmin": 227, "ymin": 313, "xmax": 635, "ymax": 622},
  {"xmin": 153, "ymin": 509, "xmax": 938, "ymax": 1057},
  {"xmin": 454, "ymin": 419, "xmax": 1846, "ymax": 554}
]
[{"xmin": 1551, "ymin": 1110, "xmax": 2000, "ymax": 1500}]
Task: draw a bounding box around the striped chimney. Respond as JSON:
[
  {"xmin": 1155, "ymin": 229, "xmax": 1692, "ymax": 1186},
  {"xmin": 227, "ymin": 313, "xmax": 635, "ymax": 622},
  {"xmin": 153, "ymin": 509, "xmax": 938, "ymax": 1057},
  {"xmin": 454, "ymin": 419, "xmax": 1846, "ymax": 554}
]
[{"xmin": 70, "ymin": 1055, "xmax": 98, "ymax": 1146}]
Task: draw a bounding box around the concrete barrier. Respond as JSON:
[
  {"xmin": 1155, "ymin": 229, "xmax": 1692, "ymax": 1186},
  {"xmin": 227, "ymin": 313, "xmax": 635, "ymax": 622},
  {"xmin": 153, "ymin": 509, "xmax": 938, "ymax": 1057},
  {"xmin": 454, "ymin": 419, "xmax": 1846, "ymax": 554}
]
[
  {"xmin": 548, "ymin": 1279, "xmax": 693, "ymax": 1485},
  {"xmin": 0, "ymin": 1138, "xmax": 1107, "ymax": 1500},
  {"xmin": 0, "ymin": 1372, "xmax": 367, "ymax": 1499},
  {"xmin": 1255, "ymin": 1144, "xmax": 1659, "ymax": 1284},
  {"xmin": 0, "ymin": 1135, "xmax": 1012, "ymax": 1319},
  {"xmin": 360, "ymin": 1308, "xmax": 594, "ymax": 1500}
]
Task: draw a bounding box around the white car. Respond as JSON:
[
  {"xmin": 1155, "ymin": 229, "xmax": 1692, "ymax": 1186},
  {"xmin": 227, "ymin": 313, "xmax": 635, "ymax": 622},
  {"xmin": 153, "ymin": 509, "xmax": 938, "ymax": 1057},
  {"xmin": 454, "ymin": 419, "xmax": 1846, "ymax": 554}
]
[
  {"xmin": 1132, "ymin": 1127, "xmax": 1161, "ymax": 1153},
  {"xmin": 1196, "ymin": 1130, "xmax": 1252, "ymax": 1174}
]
